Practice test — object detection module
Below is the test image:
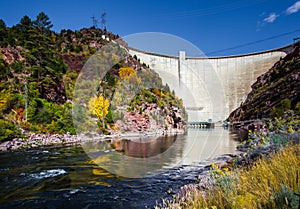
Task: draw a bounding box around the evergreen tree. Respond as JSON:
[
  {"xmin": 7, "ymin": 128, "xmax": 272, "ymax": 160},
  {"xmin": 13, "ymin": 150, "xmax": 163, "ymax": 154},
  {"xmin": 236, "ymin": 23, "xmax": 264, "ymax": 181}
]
[
  {"xmin": 13, "ymin": 15, "xmax": 33, "ymax": 46},
  {"xmin": 0, "ymin": 19, "xmax": 7, "ymax": 47},
  {"xmin": 33, "ymin": 12, "xmax": 53, "ymax": 34},
  {"xmin": 0, "ymin": 19, "xmax": 6, "ymax": 28},
  {"xmin": 20, "ymin": 22, "xmax": 67, "ymax": 103},
  {"xmin": 19, "ymin": 15, "xmax": 32, "ymax": 30}
]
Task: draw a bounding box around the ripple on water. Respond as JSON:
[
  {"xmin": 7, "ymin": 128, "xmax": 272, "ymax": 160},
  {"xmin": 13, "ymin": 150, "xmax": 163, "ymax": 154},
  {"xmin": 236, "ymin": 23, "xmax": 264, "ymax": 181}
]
[{"xmin": 29, "ymin": 169, "xmax": 67, "ymax": 179}]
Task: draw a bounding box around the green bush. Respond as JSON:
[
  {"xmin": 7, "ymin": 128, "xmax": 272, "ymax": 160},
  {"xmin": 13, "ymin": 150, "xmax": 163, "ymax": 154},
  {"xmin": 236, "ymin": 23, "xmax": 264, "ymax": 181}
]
[
  {"xmin": 27, "ymin": 98, "xmax": 75, "ymax": 134},
  {"xmin": 271, "ymin": 99, "xmax": 292, "ymax": 117},
  {"xmin": 106, "ymin": 109, "xmax": 116, "ymax": 123},
  {"xmin": 295, "ymin": 101, "xmax": 300, "ymax": 115},
  {"xmin": 263, "ymin": 184, "xmax": 299, "ymax": 209},
  {"xmin": 74, "ymin": 44, "xmax": 82, "ymax": 53},
  {"xmin": 0, "ymin": 118, "xmax": 21, "ymax": 141}
]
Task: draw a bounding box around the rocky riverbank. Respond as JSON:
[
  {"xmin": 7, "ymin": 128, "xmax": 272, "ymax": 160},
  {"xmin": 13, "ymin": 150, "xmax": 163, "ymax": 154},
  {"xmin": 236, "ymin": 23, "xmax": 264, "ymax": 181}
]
[
  {"xmin": 162, "ymin": 117, "xmax": 300, "ymax": 208},
  {"xmin": 0, "ymin": 128, "xmax": 185, "ymax": 152},
  {"xmin": 0, "ymin": 133, "xmax": 79, "ymax": 152}
]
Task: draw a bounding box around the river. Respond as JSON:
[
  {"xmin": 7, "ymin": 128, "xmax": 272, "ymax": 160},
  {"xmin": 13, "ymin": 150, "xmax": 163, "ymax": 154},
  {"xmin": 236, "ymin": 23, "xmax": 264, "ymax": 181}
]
[{"xmin": 0, "ymin": 128, "xmax": 244, "ymax": 209}]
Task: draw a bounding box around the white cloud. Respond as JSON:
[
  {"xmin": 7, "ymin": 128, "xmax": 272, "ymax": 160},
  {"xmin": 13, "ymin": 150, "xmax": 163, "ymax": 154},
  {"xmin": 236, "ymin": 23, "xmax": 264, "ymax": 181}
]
[
  {"xmin": 286, "ymin": 1, "xmax": 300, "ymax": 14},
  {"xmin": 263, "ymin": 13, "xmax": 279, "ymax": 23}
]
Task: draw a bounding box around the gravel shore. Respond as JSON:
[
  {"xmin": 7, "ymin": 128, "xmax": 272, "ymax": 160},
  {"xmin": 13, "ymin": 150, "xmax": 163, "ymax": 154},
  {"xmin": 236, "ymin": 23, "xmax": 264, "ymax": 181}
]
[{"xmin": 0, "ymin": 128, "xmax": 185, "ymax": 152}]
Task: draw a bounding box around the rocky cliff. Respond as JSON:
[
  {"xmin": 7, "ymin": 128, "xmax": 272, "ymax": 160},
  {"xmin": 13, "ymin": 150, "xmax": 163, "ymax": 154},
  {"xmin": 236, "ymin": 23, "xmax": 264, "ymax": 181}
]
[{"xmin": 228, "ymin": 44, "xmax": 300, "ymax": 122}]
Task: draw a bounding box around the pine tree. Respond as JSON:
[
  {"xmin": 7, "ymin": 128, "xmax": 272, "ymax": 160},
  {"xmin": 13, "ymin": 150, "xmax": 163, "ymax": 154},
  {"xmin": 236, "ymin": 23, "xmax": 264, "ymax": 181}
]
[
  {"xmin": 33, "ymin": 12, "xmax": 53, "ymax": 35},
  {"xmin": 0, "ymin": 19, "xmax": 7, "ymax": 47}
]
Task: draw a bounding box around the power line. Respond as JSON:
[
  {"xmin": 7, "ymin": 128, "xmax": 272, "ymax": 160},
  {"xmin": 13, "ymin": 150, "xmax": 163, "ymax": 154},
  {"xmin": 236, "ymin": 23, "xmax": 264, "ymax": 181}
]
[
  {"xmin": 154, "ymin": 0, "xmax": 267, "ymax": 20},
  {"xmin": 206, "ymin": 29, "xmax": 300, "ymax": 55}
]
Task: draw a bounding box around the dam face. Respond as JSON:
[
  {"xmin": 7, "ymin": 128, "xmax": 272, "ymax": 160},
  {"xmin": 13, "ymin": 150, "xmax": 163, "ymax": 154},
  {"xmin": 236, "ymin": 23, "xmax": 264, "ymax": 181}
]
[{"xmin": 128, "ymin": 47, "xmax": 287, "ymax": 122}]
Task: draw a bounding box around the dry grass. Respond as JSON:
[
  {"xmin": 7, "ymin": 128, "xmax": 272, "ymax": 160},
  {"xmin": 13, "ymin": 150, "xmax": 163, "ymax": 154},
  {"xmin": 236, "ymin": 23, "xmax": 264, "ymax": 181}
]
[{"xmin": 159, "ymin": 144, "xmax": 300, "ymax": 209}]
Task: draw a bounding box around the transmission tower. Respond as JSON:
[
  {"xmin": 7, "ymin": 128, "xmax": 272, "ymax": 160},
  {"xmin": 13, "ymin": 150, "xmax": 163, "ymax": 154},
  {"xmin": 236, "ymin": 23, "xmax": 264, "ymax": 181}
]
[
  {"xmin": 91, "ymin": 15, "xmax": 99, "ymax": 28},
  {"xmin": 101, "ymin": 12, "xmax": 106, "ymax": 30}
]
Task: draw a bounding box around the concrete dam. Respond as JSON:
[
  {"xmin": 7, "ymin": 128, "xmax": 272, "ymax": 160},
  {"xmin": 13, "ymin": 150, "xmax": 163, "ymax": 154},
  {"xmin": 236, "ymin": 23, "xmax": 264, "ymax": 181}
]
[{"xmin": 128, "ymin": 45, "xmax": 292, "ymax": 122}]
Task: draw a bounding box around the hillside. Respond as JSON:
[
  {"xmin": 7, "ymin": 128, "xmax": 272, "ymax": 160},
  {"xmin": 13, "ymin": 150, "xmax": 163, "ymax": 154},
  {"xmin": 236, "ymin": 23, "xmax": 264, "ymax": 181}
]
[
  {"xmin": 228, "ymin": 44, "xmax": 300, "ymax": 122},
  {"xmin": 0, "ymin": 12, "xmax": 187, "ymax": 143}
]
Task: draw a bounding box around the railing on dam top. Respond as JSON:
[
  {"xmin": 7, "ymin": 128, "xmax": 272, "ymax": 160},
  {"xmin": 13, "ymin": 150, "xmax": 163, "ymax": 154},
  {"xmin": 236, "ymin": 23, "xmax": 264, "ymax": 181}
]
[
  {"xmin": 128, "ymin": 43, "xmax": 295, "ymax": 60},
  {"xmin": 127, "ymin": 47, "xmax": 178, "ymax": 59}
]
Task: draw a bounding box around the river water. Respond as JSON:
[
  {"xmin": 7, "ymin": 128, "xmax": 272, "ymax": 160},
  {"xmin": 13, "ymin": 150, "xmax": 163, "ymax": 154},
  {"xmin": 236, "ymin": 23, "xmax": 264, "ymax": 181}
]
[{"xmin": 0, "ymin": 128, "xmax": 244, "ymax": 209}]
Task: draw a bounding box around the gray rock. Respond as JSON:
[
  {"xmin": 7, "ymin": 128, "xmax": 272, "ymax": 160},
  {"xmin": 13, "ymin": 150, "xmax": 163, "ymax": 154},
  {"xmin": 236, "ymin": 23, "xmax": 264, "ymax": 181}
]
[{"xmin": 1, "ymin": 141, "xmax": 13, "ymax": 150}]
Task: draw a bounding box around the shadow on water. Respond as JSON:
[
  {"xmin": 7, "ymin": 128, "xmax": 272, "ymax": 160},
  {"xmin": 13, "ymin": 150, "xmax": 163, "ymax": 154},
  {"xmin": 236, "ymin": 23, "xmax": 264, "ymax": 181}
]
[{"xmin": 0, "ymin": 128, "xmax": 244, "ymax": 209}]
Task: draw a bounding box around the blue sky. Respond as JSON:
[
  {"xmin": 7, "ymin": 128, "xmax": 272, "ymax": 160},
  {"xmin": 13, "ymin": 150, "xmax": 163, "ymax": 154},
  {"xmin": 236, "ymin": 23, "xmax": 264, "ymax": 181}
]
[{"xmin": 1, "ymin": 0, "xmax": 300, "ymax": 56}]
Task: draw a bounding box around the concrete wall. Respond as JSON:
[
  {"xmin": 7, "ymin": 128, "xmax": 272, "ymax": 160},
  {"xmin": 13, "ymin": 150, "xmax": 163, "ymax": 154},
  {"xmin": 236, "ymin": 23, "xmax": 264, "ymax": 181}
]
[{"xmin": 128, "ymin": 48, "xmax": 286, "ymax": 122}]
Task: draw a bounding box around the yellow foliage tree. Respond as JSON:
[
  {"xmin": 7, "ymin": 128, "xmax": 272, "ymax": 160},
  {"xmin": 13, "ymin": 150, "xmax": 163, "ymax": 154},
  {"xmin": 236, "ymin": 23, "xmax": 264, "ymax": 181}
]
[
  {"xmin": 88, "ymin": 95, "xmax": 110, "ymax": 128},
  {"xmin": 119, "ymin": 67, "xmax": 136, "ymax": 79},
  {"xmin": 152, "ymin": 88, "xmax": 162, "ymax": 97}
]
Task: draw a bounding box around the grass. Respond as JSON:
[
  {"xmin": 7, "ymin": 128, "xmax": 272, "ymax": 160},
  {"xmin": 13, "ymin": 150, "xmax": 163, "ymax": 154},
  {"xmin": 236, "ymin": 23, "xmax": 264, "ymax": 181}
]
[{"xmin": 158, "ymin": 144, "xmax": 300, "ymax": 209}]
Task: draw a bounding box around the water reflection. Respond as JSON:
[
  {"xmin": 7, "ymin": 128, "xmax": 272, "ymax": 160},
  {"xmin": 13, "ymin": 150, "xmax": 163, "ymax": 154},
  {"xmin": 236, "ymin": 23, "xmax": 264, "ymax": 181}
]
[
  {"xmin": 82, "ymin": 135, "xmax": 184, "ymax": 178},
  {"xmin": 82, "ymin": 128, "xmax": 241, "ymax": 178},
  {"xmin": 180, "ymin": 128, "xmax": 240, "ymax": 164},
  {"xmin": 111, "ymin": 136, "xmax": 177, "ymax": 158}
]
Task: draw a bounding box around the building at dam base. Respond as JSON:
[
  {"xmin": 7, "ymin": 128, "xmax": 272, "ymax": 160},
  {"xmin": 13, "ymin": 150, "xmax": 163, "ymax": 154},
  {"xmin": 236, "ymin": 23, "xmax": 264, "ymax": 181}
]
[{"xmin": 128, "ymin": 47, "xmax": 287, "ymax": 122}]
